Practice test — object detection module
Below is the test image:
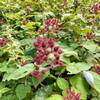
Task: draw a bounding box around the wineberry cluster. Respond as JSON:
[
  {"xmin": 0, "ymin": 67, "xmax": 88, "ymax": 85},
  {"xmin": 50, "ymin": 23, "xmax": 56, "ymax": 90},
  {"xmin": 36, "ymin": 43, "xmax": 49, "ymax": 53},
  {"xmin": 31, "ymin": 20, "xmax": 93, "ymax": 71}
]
[
  {"xmin": 32, "ymin": 36, "xmax": 64, "ymax": 80},
  {"xmin": 0, "ymin": 37, "xmax": 7, "ymax": 47},
  {"xmin": 90, "ymin": 2, "xmax": 100, "ymax": 14},
  {"xmin": 85, "ymin": 32, "xmax": 94, "ymax": 40},
  {"xmin": 0, "ymin": 18, "xmax": 4, "ymax": 25},
  {"xmin": 92, "ymin": 64, "xmax": 100, "ymax": 75},
  {"xmin": 39, "ymin": 18, "xmax": 60, "ymax": 34},
  {"xmin": 21, "ymin": 19, "xmax": 30, "ymax": 25},
  {"xmin": 64, "ymin": 89, "xmax": 81, "ymax": 100}
]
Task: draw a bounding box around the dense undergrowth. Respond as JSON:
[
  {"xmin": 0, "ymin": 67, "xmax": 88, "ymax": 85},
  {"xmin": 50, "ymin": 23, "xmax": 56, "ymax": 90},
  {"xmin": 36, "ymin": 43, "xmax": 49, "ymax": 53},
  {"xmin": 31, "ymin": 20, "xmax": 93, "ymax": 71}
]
[{"xmin": 0, "ymin": 0, "xmax": 100, "ymax": 100}]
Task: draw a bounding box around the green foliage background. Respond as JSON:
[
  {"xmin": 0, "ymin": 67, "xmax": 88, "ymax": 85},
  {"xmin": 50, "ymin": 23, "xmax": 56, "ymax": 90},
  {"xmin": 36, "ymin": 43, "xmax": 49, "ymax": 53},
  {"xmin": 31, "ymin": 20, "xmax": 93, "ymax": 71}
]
[{"xmin": 0, "ymin": 0, "xmax": 100, "ymax": 100}]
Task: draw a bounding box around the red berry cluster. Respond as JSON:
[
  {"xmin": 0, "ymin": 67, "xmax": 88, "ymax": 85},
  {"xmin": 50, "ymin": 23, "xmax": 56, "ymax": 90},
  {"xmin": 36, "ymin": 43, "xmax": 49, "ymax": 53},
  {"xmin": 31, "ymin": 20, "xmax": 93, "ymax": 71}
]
[
  {"xmin": 85, "ymin": 32, "xmax": 94, "ymax": 40},
  {"xmin": 32, "ymin": 36, "xmax": 64, "ymax": 80},
  {"xmin": 90, "ymin": 2, "xmax": 100, "ymax": 14},
  {"xmin": 25, "ymin": 5, "xmax": 31, "ymax": 14},
  {"xmin": 39, "ymin": 18, "xmax": 60, "ymax": 34},
  {"xmin": 64, "ymin": 89, "xmax": 81, "ymax": 100},
  {"xmin": 31, "ymin": 70, "xmax": 42, "ymax": 80},
  {"xmin": 0, "ymin": 37, "xmax": 7, "ymax": 47},
  {"xmin": 92, "ymin": 64, "xmax": 100, "ymax": 75},
  {"xmin": 21, "ymin": 19, "xmax": 30, "ymax": 25}
]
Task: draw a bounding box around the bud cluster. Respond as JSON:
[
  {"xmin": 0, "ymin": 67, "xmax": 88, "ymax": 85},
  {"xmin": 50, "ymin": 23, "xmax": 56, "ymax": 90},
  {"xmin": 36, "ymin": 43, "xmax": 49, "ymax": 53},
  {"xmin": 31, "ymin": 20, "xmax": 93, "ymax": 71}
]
[
  {"xmin": 90, "ymin": 2, "xmax": 100, "ymax": 14},
  {"xmin": 39, "ymin": 18, "xmax": 60, "ymax": 34}
]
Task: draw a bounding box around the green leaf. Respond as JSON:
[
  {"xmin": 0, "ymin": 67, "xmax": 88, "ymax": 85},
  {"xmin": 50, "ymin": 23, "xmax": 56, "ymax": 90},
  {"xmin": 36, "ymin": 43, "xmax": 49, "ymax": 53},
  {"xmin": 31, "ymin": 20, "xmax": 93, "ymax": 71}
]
[
  {"xmin": 67, "ymin": 62, "xmax": 91, "ymax": 74},
  {"xmin": 47, "ymin": 94, "xmax": 63, "ymax": 100},
  {"xmin": 89, "ymin": 71, "xmax": 100, "ymax": 93},
  {"xmin": 21, "ymin": 22, "xmax": 41, "ymax": 30},
  {"xmin": 63, "ymin": 48, "xmax": 79, "ymax": 59},
  {"xmin": 34, "ymin": 85, "xmax": 53, "ymax": 100},
  {"xmin": 35, "ymin": 89, "xmax": 47, "ymax": 100},
  {"xmin": 5, "ymin": 13, "xmax": 20, "ymax": 20},
  {"xmin": 57, "ymin": 78, "xmax": 69, "ymax": 90},
  {"xmin": 5, "ymin": 63, "xmax": 35, "ymax": 81},
  {"xmin": 20, "ymin": 38, "xmax": 35, "ymax": 46},
  {"xmin": 82, "ymin": 41, "xmax": 97, "ymax": 53},
  {"xmin": 0, "ymin": 94, "xmax": 18, "ymax": 100},
  {"xmin": 70, "ymin": 75, "xmax": 89, "ymax": 99},
  {"xmin": 0, "ymin": 88, "xmax": 10, "ymax": 97},
  {"xmin": 0, "ymin": 62, "xmax": 8, "ymax": 72},
  {"xmin": 15, "ymin": 84, "xmax": 31, "ymax": 100}
]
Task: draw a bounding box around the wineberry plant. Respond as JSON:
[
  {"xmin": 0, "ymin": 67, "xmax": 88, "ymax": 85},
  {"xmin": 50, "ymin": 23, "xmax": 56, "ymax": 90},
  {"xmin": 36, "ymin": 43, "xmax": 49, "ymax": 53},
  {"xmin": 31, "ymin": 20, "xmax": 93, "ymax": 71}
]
[{"xmin": 0, "ymin": 0, "xmax": 100, "ymax": 100}]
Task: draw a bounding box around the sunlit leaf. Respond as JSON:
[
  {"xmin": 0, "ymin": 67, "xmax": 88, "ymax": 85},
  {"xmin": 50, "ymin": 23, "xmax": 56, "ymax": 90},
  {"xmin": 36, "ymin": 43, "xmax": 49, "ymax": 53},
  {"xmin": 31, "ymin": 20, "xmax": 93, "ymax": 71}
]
[
  {"xmin": 66, "ymin": 62, "xmax": 91, "ymax": 74},
  {"xmin": 57, "ymin": 78, "xmax": 69, "ymax": 90},
  {"xmin": 70, "ymin": 75, "xmax": 89, "ymax": 99},
  {"xmin": 47, "ymin": 94, "xmax": 63, "ymax": 100},
  {"xmin": 4, "ymin": 64, "xmax": 35, "ymax": 81}
]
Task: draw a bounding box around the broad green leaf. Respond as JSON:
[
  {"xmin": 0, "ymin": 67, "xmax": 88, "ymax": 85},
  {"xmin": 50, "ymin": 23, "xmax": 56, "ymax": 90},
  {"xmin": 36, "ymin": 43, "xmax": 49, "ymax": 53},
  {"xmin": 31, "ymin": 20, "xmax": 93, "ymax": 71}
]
[
  {"xmin": 15, "ymin": 84, "xmax": 31, "ymax": 100},
  {"xmin": 47, "ymin": 94, "xmax": 63, "ymax": 100},
  {"xmin": 70, "ymin": 75, "xmax": 89, "ymax": 99},
  {"xmin": 35, "ymin": 85, "xmax": 53, "ymax": 100},
  {"xmin": 57, "ymin": 78, "xmax": 69, "ymax": 90},
  {"xmin": 82, "ymin": 41, "xmax": 97, "ymax": 53},
  {"xmin": 89, "ymin": 71, "xmax": 100, "ymax": 93},
  {"xmin": 67, "ymin": 62, "xmax": 91, "ymax": 74},
  {"xmin": 5, "ymin": 63, "xmax": 35, "ymax": 81}
]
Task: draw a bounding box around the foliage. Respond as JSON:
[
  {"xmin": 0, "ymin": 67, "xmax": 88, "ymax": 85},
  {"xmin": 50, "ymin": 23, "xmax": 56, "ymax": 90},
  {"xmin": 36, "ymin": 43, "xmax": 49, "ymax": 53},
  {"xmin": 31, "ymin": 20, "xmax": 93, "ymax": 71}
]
[{"xmin": 0, "ymin": 0, "xmax": 100, "ymax": 100}]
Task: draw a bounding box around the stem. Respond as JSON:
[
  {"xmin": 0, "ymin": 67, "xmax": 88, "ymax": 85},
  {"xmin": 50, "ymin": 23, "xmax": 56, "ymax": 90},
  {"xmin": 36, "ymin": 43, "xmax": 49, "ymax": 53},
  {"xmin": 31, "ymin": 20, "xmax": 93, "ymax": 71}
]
[
  {"xmin": 73, "ymin": 0, "xmax": 78, "ymax": 11},
  {"xmin": 48, "ymin": 74, "xmax": 57, "ymax": 80}
]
